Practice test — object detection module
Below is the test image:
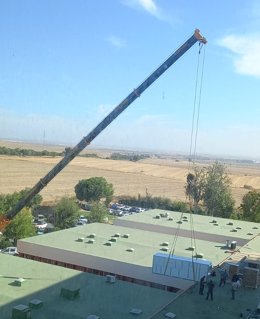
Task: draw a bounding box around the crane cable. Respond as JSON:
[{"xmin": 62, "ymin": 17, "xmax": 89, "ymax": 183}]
[
  {"xmin": 164, "ymin": 42, "xmax": 206, "ymax": 278},
  {"xmin": 188, "ymin": 42, "xmax": 206, "ymax": 281}
]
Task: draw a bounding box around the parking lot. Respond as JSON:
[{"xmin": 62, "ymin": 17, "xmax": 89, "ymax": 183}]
[{"xmin": 109, "ymin": 203, "xmax": 146, "ymax": 217}]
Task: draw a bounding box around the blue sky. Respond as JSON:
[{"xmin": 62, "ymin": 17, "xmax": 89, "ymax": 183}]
[{"xmin": 1, "ymin": 0, "xmax": 260, "ymax": 159}]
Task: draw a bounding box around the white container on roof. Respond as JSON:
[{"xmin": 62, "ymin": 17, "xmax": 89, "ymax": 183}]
[{"xmin": 152, "ymin": 253, "xmax": 212, "ymax": 281}]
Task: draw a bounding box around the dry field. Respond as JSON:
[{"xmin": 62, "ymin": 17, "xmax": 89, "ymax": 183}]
[{"xmin": 1, "ymin": 141, "xmax": 260, "ymax": 207}]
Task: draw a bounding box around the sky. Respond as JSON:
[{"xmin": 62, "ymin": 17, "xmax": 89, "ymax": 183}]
[{"xmin": 1, "ymin": 0, "xmax": 260, "ymax": 160}]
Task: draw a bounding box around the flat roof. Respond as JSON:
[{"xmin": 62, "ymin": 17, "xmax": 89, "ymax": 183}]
[
  {"xmin": 17, "ymin": 210, "xmax": 259, "ymax": 292},
  {"xmin": 0, "ymin": 254, "xmax": 175, "ymax": 319},
  {"xmin": 19, "ymin": 221, "xmax": 237, "ymax": 268},
  {"xmin": 116, "ymin": 209, "xmax": 259, "ymax": 242}
]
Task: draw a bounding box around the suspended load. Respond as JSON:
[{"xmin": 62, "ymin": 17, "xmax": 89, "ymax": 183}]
[{"xmin": 152, "ymin": 252, "xmax": 212, "ymax": 281}]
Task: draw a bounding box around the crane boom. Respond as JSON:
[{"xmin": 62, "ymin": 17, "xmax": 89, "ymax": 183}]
[{"xmin": 6, "ymin": 29, "xmax": 206, "ymax": 219}]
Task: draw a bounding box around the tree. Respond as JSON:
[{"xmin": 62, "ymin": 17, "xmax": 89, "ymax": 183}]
[
  {"xmin": 3, "ymin": 208, "xmax": 36, "ymax": 245},
  {"xmin": 203, "ymin": 162, "xmax": 235, "ymax": 218},
  {"xmin": 53, "ymin": 197, "xmax": 80, "ymax": 229},
  {"xmin": 185, "ymin": 166, "xmax": 206, "ymax": 208},
  {"xmin": 75, "ymin": 177, "xmax": 114, "ymax": 205},
  {"xmin": 0, "ymin": 189, "xmax": 42, "ymax": 215},
  {"xmin": 88, "ymin": 202, "xmax": 109, "ymax": 223},
  {"xmin": 185, "ymin": 162, "xmax": 235, "ymax": 218},
  {"xmin": 240, "ymin": 191, "xmax": 260, "ymax": 222}
]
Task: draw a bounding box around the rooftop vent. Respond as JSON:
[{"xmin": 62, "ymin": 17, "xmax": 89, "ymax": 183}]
[
  {"xmin": 14, "ymin": 278, "xmax": 25, "ymax": 287},
  {"xmin": 230, "ymin": 241, "xmax": 237, "ymax": 250},
  {"xmin": 160, "ymin": 212, "xmax": 169, "ymax": 218},
  {"xmin": 226, "ymin": 239, "xmax": 230, "ymax": 248},
  {"xmin": 106, "ymin": 275, "xmax": 116, "ymax": 283},
  {"xmin": 28, "ymin": 299, "xmax": 43, "ymax": 309},
  {"xmin": 12, "ymin": 304, "xmax": 31, "ymax": 319},
  {"xmin": 105, "ymin": 242, "xmax": 112, "ymax": 246},
  {"xmin": 126, "ymin": 248, "xmax": 135, "ymax": 252},
  {"xmin": 165, "ymin": 312, "xmax": 176, "ymax": 319},
  {"xmin": 130, "ymin": 308, "xmax": 142, "ymax": 315},
  {"xmin": 161, "ymin": 241, "xmax": 169, "ymax": 246}
]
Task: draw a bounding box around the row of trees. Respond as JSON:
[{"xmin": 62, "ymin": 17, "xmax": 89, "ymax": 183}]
[
  {"xmin": 118, "ymin": 193, "xmax": 189, "ymax": 213},
  {"xmin": 110, "ymin": 152, "xmax": 150, "ymax": 162},
  {"xmin": 0, "ymin": 164, "xmax": 259, "ymax": 249},
  {"xmin": 0, "ymin": 146, "xmax": 61, "ymax": 157}
]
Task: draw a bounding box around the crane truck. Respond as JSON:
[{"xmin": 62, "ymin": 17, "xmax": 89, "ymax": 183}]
[{"xmin": 5, "ymin": 29, "xmax": 206, "ymax": 220}]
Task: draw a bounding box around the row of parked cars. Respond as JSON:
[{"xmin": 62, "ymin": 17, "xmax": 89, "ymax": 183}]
[
  {"xmin": 33, "ymin": 214, "xmax": 49, "ymax": 233},
  {"xmin": 109, "ymin": 203, "xmax": 146, "ymax": 217}
]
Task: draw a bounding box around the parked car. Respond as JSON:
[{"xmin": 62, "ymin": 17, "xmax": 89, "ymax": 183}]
[
  {"xmin": 35, "ymin": 220, "xmax": 48, "ymax": 230},
  {"xmin": 79, "ymin": 216, "xmax": 88, "ymax": 224},
  {"xmin": 76, "ymin": 220, "xmax": 85, "ymax": 226},
  {"xmin": 0, "ymin": 247, "xmax": 18, "ymax": 255},
  {"xmin": 37, "ymin": 214, "xmax": 45, "ymax": 220}
]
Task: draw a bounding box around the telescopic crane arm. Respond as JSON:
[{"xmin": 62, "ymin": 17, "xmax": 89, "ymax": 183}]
[{"xmin": 6, "ymin": 29, "xmax": 206, "ymax": 219}]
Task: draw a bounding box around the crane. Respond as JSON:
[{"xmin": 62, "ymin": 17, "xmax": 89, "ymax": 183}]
[{"xmin": 6, "ymin": 29, "xmax": 206, "ymax": 219}]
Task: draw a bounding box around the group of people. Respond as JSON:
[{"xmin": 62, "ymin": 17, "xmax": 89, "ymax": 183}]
[{"xmin": 199, "ymin": 268, "xmax": 241, "ymax": 301}]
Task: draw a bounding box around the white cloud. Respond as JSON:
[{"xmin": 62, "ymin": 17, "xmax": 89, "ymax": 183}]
[
  {"xmin": 107, "ymin": 35, "xmax": 126, "ymax": 48},
  {"xmin": 138, "ymin": 0, "xmax": 158, "ymax": 16},
  {"xmin": 218, "ymin": 34, "xmax": 260, "ymax": 78},
  {"xmin": 123, "ymin": 0, "xmax": 164, "ymax": 20}
]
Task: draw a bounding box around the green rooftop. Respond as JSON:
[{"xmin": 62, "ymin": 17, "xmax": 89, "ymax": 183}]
[
  {"xmin": 0, "ymin": 254, "xmax": 176, "ymax": 319},
  {"xmin": 117, "ymin": 209, "xmax": 259, "ymax": 241},
  {"xmin": 19, "ymin": 221, "xmax": 238, "ymax": 268}
]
